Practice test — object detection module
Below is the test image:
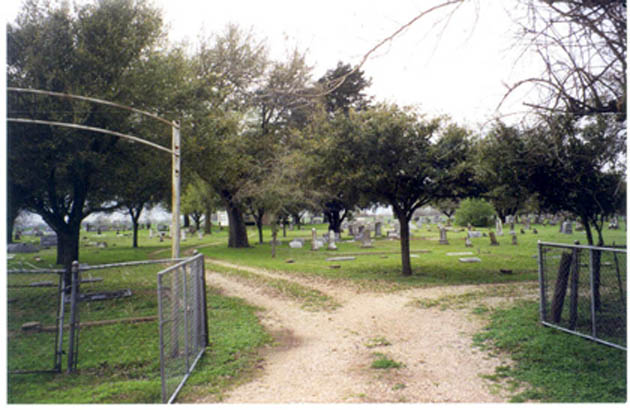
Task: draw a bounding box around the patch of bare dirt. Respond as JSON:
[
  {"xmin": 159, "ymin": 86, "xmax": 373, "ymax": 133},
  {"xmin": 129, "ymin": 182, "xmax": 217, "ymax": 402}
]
[{"xmin": 197, "ymin": 262, "xmax": 531, "ymax": 403}]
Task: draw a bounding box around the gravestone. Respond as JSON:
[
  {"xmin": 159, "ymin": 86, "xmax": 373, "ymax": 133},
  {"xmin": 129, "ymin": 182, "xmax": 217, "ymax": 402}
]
[
  {"xmin": 524, "ymin": 217, "xmax": 531, "ymax": 230},
  {"xmin": 511, "ymin": 233, "xmax": 518, "ymax": 245},
  {"xmin": 198, "ymin": 231, "xmax": 203, "ymax": 239},
  {"xmin": 289, "ymin": 239, "xmax": 303, "ymax": 249},
  {"xmin": 374, "ymin": 222, "xmax": 382, "ymax": 237},
  {"xmin": 439, "ymin": 226, "xmax": 449, "ymax": 245},
  {"xmin": 489, "ymin": 231, "xmax": 499, "ymax": 246},
  {"xmin": 311, "ymin": 228, "xmax": 319, "ymax": 251},
  {"xmin": 149, "ymin": 228, "xmax": 154, "ymax": 238},
  {"xmin": 608, "ymin": 217, "xmax": 619, "ymax": 230},
  {"xmin": 459, "ymin": 257, "xmax": 481, "ymax": 263},
  {"xmin": 465, "ymin": 236, "xmax": 473, "ymax": 248},
  {"xmin": 495, "ymin": 218, "xmax": 503, "ymax": 236},
  {"xmin": 360, "ymin": 228, "xmax": 373, "ymax": 248},
  {"xmin": 7, "ymin": 243, "xmax": 39, "ymax": 253},
  {"xmin": 562, "ymin": 221, "xmax": 573, "ymax": 234},
  {"xmin": 40, "ymin": 234, "xmax": 58, "ymax": 248},
  {"xmin": 181, "ymin": 230, "xmax": 187, "ymax": 241},
  {"xmin": 326, "ymin": 256, "xmax": 355, "ymax": 262},
  {"xmin": 467, "ymin": 231, "xmax": 483, "ymax": 238},
  {"xmin": 327, "ymin": 230, "xmax": 337, "ymax": 250}
]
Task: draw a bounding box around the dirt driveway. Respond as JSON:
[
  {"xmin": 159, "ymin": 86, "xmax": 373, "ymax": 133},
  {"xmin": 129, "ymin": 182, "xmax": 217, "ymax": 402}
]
[{"xmin": 198, "ymin": 260, "xmax": 535, "ymax": 403}]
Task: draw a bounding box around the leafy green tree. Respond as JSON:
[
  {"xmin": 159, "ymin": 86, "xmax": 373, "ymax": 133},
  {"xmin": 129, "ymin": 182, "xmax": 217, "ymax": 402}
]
[
  {"xmin": 185, "ymin": 25, "xmax": 268, "ymax": 248},
  {"xmin": 7, "ymin": 0, "xmax": 166, "ymax": 269},
  {"xmin": 454, "ymin": 198, "xmax": 495, "ymax": 227},
  {"xmin": 330, "ymin": 104, "xmax": 474, "ymax": 276},
  {"xmin": 474, "ymin": 121, "xmax": 532, "ymax": 221},
  {"xmin": 307, "ymin": 62, "xmax": 373, "ymax": 233},
  {"xmin": 181, "ymin": 176, "xmax": 220, "ymax": 233},
  {"xmin": 317, "ymin": 61, "xmax": 372, "ymax": 116},
  {"xmin": 116, "ymin": 145, "xmax": 169, "ymax": 248},
  {"xmin": 523, "ymin": 114, "xmax": 626, "ymax": 247}
]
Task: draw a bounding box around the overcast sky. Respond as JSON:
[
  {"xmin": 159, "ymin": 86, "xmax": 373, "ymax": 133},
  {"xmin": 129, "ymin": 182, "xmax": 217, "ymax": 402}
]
[{"xmin": 5, "ymin": 0, "xmax": 542, "ymax": 128}]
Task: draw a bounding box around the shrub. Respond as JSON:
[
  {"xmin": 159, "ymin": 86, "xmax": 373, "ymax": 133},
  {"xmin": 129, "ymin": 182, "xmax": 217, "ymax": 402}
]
[{"xmin": 454, "ymin": 198, "xmax": 496, "ymax": 227}]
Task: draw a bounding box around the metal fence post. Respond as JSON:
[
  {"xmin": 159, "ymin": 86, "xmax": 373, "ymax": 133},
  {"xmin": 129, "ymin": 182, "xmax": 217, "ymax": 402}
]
[
  {"xmin": 54, "ymin": 271, "xmax": 68, "ymax": 373},
  {"xmin": 183, "ymin": 263, "xmax": 190, "ymax": 371},
  {"xmin": 67, "ymin": 261, "xmax": 80, "ymax": 373},
  {"xmin": 537, "ymin": 241, "xmax": 547, "ymax": 322},
  {"xmin": 589, "ymin": 249, "xmax": 598, "ymax": 339},
  {"xmin": 157, "ymin": 273, "xmax": 168, "ymax": 404}
]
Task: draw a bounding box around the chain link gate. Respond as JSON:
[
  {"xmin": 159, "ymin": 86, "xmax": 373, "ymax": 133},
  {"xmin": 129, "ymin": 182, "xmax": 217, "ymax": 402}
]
[
  {"xmin": 538, "ymin": 241, "xmax": 626, "ymax": 350},
  {"xmin": 157, "ymin": 252, "xmax": 208, "ymax": 403}
]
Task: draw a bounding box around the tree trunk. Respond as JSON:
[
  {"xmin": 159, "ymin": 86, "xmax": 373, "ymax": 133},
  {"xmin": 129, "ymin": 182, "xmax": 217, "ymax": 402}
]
[
  {"xmin": 131, "ymin": 217, "xmax": 140, "ymax": 248},
  {"xmin": 204, "ymin": 208, "xmax": 212, "ymax": 234},
  {"xmin": 183, "ymin": 214, "xmax": 190, "ymax": 228},
  {"xmin": 397, "ymin": 212, "xmax": 412, "ymax": 276},
  {"xmin": 324, "ymin": 209, "xmax": 346, "ymax": 234},
  {"xmin": 271, "ymin": 224, "xmax": 278, "ymax": 258},
  {"xmin": 223, "ymin": 194, "xmax": 249, "ymax": 248},
  {"xmin": 581, "ymin": 215, "xmax": 602, "ymax": 311},
  {"xmin": 292, "ymin": 212, "xmax": 302, "ymax": 230},
  {"xmin": 7, "ymin": 206, "xmax": 20, "ymax": 244},
  {"xmin": 128, "ymin": 207, "xmax": 142, "ymax": 248},
  {"xmin": 551, "ymin": 252, "xmax": 573, "ymax": 323},
  {"xmin": 253, "ymin": 208, "xmax": 265, "ymax": 245}
]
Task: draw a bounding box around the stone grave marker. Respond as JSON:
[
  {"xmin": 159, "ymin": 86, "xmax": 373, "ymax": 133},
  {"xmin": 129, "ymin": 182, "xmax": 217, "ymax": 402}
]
[
  {"xmin": 311, "ymin": 228, "xmax": 319, "ymax": 251},
  {"xmin": 7, "ymin": 243, "xmax": 39, "ymax": 253},
  {"xmin": 327, "ymin": 230, "xmax": 337, "ymax": 250},
  {"xmin": 465, "ymin": 236, "xmax": 473, "ymax": 248},
  {"xmin": 360, "ymin": 228, "xmax": 373, "ymax": 248},
  {"xmin": 495, "ymin": 218, "xmax": 503, "ymax": 236},
  {"xmin": 459, "ymin": 257, "xmax": 481, "ymax": 263},
  {"xmin": 326, "ymin": 256, "xmax": 355, "ymax": 262},
  {"xmin": 562, "ymin": 221, "xmax": 573, "ymax": 234},
  {"xmin": 289, "ymin": 239, "xmax": 303, "ymax": 249},
  {"xmin": 489, "ymin": 231, "xmax": 499, "ymax": 246},
  {"xmin": 511, "ymin": 233, "xmax": 518, "ymax": 245},
  {"xmin": 439, "ymin": 226, "xmax": 449, "ymax": 245},
  {"xmin": 40, "ymin": 234, "xmax": 58, "ymax": 248}
]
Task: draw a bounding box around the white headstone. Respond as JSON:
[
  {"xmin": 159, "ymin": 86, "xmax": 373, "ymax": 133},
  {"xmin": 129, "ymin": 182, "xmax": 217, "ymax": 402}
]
[{"xmin": 327, "ymin": 230, "xmax": 337, "ymax": 250}]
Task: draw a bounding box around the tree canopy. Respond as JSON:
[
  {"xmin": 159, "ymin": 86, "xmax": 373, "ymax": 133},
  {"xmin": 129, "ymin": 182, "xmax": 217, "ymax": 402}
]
[{"xmin": 7, "ymin": 0, "xmax": 170, "ymax": 267}]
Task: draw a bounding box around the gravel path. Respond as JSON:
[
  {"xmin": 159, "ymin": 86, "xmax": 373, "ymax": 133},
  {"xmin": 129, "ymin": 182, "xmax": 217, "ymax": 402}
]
[{"xmin": 199, "ymin": 261, "xmax": 528, "ymax": 403}]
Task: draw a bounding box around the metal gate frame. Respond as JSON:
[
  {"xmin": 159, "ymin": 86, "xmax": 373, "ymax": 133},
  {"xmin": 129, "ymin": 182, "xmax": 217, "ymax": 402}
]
[
  {"xmin": 157, "ymin": 253, "xmax": 208, "ymax": 403},
  {"xmin": 537, "ymin": 241, "xmax": 627, "ymax": 350}
]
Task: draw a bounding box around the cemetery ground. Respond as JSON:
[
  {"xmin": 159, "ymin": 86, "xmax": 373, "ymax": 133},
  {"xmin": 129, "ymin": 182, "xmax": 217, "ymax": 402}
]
[{"xmin": 6, "ymin": 222, "xmax": 627, "ymax": 403}]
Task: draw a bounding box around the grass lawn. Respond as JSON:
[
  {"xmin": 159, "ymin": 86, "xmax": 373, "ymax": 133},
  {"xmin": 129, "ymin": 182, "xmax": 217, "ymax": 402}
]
[
  {"xmin": 199, "ymin": 222, "xmax": 627, "ymax": 289},
  {"xmin": 474, "ymin": 300, "xmax": 627, "ymax": 402},
  {"xmin": 6, "ymin": 219, "xmax": 626, "ymax": 403}
]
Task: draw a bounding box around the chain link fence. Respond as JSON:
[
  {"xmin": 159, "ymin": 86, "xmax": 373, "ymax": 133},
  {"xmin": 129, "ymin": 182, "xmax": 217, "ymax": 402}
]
[
  {"xmin": 157, "ymin": 253, "xmax": 208, "ymax": 404},
  {"xmin": 538, "ymin": 241, "xmax": 626, "ymax": 350},
  {"xmin": 7, "ymin": 267, "xmax": 66, "ymax": 374},
  {"xmin": 7, "ymin": 255, "xmax": 207, "ymax": 399}
]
